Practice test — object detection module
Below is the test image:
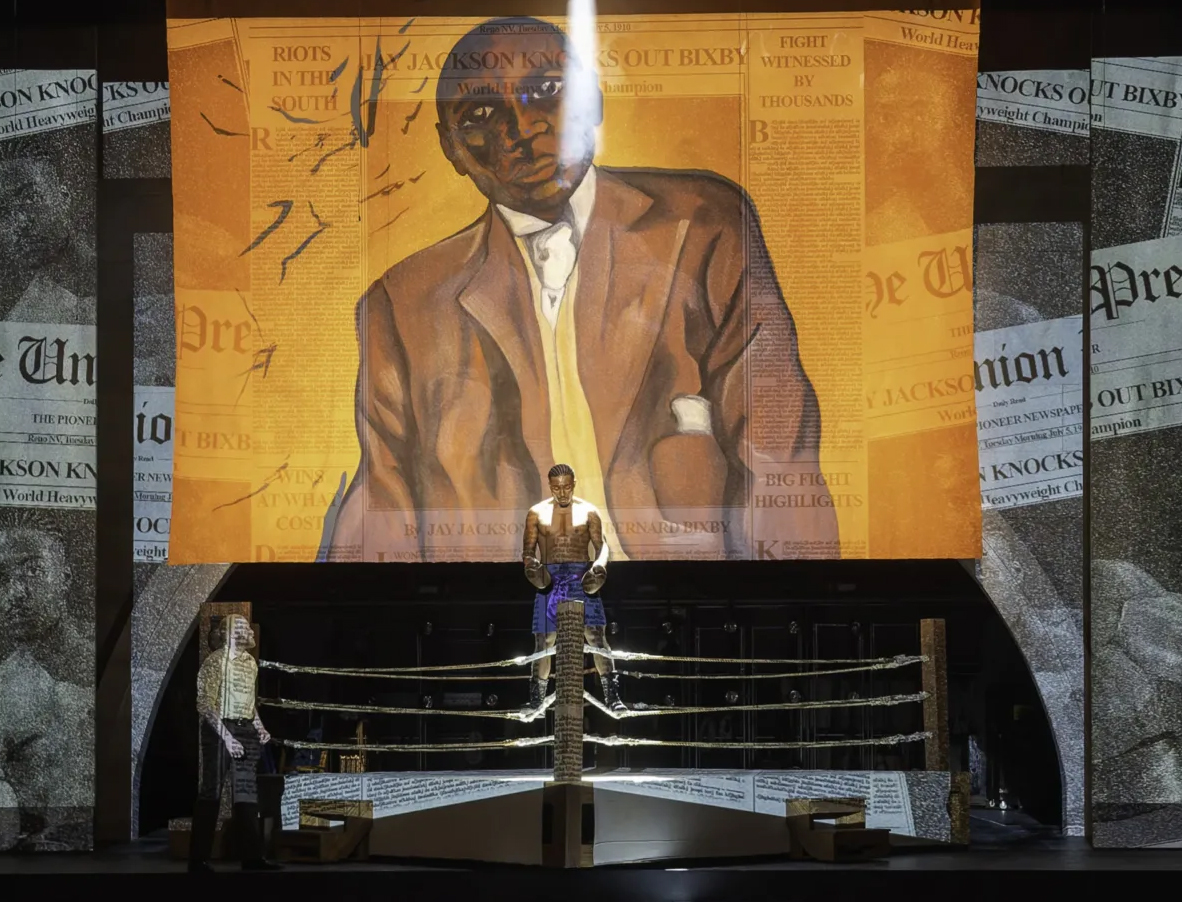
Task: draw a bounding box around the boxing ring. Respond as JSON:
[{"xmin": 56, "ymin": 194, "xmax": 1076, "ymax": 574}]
[{"xmin": 254, "ymin": 607, "xmax": 966, "ymax": 865}]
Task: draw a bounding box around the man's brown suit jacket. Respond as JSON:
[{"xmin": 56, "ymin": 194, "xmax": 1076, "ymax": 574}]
[{"xmin": 328, "ymin": 166, "xmax": 838, "ymax": 561}]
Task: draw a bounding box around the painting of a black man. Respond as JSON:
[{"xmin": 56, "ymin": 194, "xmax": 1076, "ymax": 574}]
[{"xmin": 328, "ymin": 17, "xmax": 838, "ymax": 563}]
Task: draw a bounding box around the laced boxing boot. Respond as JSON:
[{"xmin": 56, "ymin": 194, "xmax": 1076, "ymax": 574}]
[
  {"xmin": 527, "ymin": 676, "xmax": 549, "ymax": 714},
  {"xmin": 601, "ymin": 671, "xmax": 627, "ymax": 713}
]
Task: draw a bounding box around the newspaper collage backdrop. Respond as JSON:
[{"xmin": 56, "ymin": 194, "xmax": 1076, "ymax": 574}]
[
  {"xmin": 973, "ymin": 68, "xmax": 1089, "ymax": 835},
  {"xmin": 98, "ymin": 77, "xmax": 239, "ymax": 840},
  {"xmin": 102, "ymin": 78, "xmax": 188, "ymax": 838},
  {"xmin": 163, "ymin": 11, "xmax": 984, "ymax": 565},
  {"xmin": 0, "ymin": 69, "xmax": 97, "ymax": 852},
  {"xmin": 1089, "ymin": 56, "xmax": 1182, "ymax": 849},
  {"xmin": 971, "ymin": 53, "xmax": 1182, "ymax": 848}
]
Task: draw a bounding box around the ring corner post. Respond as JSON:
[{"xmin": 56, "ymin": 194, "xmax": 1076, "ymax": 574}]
[
  {"xmin": 920, "ymin": 618, "xmax": 950, "ymax": 772},
  {"xmin": 553, "ymin": 600, "xmax": 586, "ymax": 784}
]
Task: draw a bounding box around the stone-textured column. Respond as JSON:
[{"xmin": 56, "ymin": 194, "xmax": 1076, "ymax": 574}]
[
  {"xmin": 553, "ymin": 601, "xmax": 585, "ymax": 783},
  {"xmin": 920, "ymin": 618, "xmax": 949, "ymax": 771}
]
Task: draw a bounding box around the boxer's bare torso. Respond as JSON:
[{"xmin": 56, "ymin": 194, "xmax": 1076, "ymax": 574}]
[{"xmin": 523, "ymin": 498, "xmax": 602, "ymax": 565}]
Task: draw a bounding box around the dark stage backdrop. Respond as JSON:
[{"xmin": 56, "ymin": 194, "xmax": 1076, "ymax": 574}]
[{"xmin": 2, "ymin": 0, "xmax": 1182, "ymax": 853}]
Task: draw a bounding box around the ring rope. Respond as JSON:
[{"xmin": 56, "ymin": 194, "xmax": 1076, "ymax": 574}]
[
  {"xmin": 260, "ymin": 650, "xmax": 926, "ymax": 678},
  {"xmin": 259, "ymin": 689, "xmax": 923, "ymax": 722},
  {"xmin": 259, "ymin": 695, "xmax": 556, "ymax": 722},
  {"xmin": 279, "ymin": 736, "xmax": 553, "ymax": 753},
  {"xmin": 256, "ymin": 662, "xmax": 918, "ymax": 682},
  {"xmin": 586, "ymin": 647, "xmax": 928, "ymax": 666},
  {"xmin": 260, "ymin": 647, "xmax": 554, "ymax": 677},
  {"xmin": 253, "ymin": 669, "xmax": 604, "ymax": 683},
  {"xmin": 618, "ymin": 655, "xmax": 926, "ymax": 680},
  {"xmin": 265, "ymin": 649, "xmax": 931, "ymax": 754},
  {"xmin": 582, "ymin": 689, "xmax": 927, "ymax": 719},
  {"xmin": 583, "ymin": 730, "xmax": 931, "ymax": 750}
]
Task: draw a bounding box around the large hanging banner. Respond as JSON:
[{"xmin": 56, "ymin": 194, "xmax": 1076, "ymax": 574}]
[
  {"xmin": 0, "ymin": 68, "xmax": 96, "ymax": 852},
  {"xmin": 164, "ymin": 10, "xmax": 981, "ymax": 563}
]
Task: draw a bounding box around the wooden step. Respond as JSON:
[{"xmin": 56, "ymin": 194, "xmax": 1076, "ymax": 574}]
[
  {"xmin": 298, "ymin": 798, "xmax": 374, "ymax": 828},
  {"xmin": 784, "ymin": 797, "xmax": 866, "ymax": 826},
  {"xmin": 784, "ymin": 797, "xmax": 890, "ymax": 862},
  {"xmin": 276, "ymin": 803, "xmax": 372, "ymax": 863},
  {"xmin": 788, "ymin": 821, "xmax": 891, "ymax": 862}
]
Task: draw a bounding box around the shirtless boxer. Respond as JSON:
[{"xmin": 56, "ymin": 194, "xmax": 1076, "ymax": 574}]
[{"xmin": 522, "ymin": 464, "xmax": 625, "ymax": 713}]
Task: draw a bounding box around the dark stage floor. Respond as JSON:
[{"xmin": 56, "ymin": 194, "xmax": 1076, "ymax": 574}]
[{"xmin": 2, "ymin": 810, "xmax": 1180, "ymax": 899}]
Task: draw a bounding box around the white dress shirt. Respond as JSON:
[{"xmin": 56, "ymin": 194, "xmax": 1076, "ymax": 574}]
[{"xmin": 497, "ymin": 166, "xmax": 598, "ymax": 329}]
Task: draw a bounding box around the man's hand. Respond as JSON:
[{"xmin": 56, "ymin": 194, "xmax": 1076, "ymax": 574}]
[
  {"xmin": 257, "ymin": 726, "xmax": 271, "ymax": 745},
  {"xmin": 582, "ymin": 565, "xmax": 606, "ymax": 595},
  {"xmin": 223, "ymin": 735, "xmax": 245, "ymax": 759},
  {"xmin": 524, "ymin": 555, "xmax": 551, "ymax": 590}
]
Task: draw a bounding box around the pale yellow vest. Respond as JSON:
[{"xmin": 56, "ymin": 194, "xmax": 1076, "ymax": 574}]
[{"xmin": 515, "ymin": 237, "xmax": 627, "ymax": 560}]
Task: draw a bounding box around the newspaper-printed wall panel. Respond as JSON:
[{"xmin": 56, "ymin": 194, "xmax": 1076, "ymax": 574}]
[
  {"xmin": 1090, "ymin": 55, "xmax": 1182, "ymax": 849},
  {"xmin": 973, "ymin": 222, "xmax": 1085, "ymax": 837},
  {"xmin": 133, "ymin": 225, "xmax": 181, "ymax": 839},
  {"xmin": 102, "ymin": 82, "xmax": 171, "ymax": 179},
  {"xmin": 109, "ymin": 89, "xmax": 230, "ymax": 840},
  {"xmin": 975, "ymin": 70, "xmax": 1089, "ymax": 167},
  {"xmin": 129, "ymin": 232, "xmax": 187, "ymax": 838},
  {"xmin": 861, "ymin": 13, "xmax": 980, "ymax": 557},
  {"xmin": 132, "ymin": 232, "xmax": 176, "ymax": 564},
  {"xmin": 164, "ymin": 12, "xmax": 982, "ymax": 564},
  {"xmin": 0, "ymin": 69, "xmax": 97, "ymax": 851},
  {"xmin": 0, "ymin": 322, "xmax": 96, "ymax": 509},
  {"xmin": 970, "ymin": 63, "xmax": 1088, "ymax": 836}
]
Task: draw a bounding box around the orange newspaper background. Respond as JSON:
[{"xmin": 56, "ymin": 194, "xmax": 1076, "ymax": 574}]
[{"xmin": 165, "ymin": 11, "xmax": 981, "ymax": 564}]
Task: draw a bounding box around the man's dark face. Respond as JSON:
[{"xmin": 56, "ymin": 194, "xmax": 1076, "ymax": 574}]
[
  {"xmin": 0, "ymin": 528, "xmax": 68, "ymax": 648},
  {"xmin": 436, "ymin": 30, "xmax": 602, "ymax": 220},
  {"xmin": 549, "ymin": 474, "xmax": 575, "ymax": 507}
]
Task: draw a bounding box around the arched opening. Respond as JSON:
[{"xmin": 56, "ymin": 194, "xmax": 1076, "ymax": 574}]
[{"xmin": 139, "ymin": 559, "xmax": 1062, "ymax": 837}]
